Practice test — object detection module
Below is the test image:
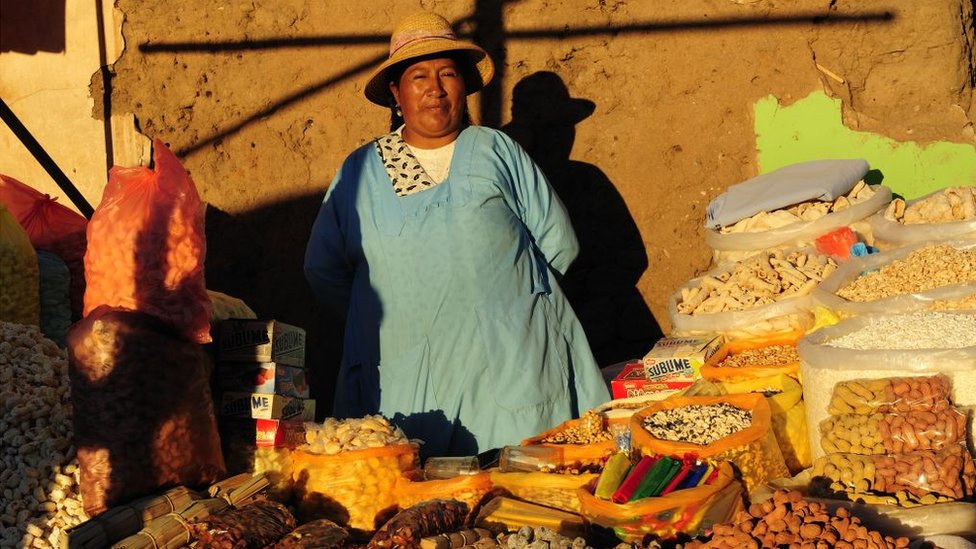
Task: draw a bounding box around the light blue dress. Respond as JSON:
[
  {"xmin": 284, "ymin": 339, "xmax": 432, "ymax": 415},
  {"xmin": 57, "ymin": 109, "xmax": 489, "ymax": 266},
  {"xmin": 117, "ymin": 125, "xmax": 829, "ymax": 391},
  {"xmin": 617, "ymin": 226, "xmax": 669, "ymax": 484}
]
[{"xmin": 304, "ymin": 125, "xmax": 610, "ymax": 457}]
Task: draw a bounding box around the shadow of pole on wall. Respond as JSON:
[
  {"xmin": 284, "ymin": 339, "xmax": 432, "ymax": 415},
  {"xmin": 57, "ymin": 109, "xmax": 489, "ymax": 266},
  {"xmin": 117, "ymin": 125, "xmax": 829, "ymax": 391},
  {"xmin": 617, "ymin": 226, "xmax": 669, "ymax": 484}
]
[{"xmin": 502, "ymin": 72, "xmax": 662, "ymax": 366}]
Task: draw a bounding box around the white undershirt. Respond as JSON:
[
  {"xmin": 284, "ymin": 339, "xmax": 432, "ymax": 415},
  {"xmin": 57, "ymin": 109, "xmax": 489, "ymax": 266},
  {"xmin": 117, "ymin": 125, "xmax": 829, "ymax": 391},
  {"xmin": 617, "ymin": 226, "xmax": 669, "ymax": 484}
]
[{"xmin": 398, "ymin": 126, "xmax": 455, "ymax": 183}]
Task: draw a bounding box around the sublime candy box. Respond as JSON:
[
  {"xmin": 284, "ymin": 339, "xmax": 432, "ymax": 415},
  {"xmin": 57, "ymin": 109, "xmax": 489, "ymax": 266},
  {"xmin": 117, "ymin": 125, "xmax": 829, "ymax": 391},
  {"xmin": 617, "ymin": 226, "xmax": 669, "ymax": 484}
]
[
  {"xmin": 215, "ymin": 362, "xmax": 310, "ymax": 399},
  {"xmin": 217, "ymin": 319, "xmax": 306, "ymax": 367},
  {"xmin": 642, "ymin": 336, "xmax": 723, "ymax": 382},
  {"xmin": 611, "ymin": 361, "xmax": 692, "ymax": 399}
]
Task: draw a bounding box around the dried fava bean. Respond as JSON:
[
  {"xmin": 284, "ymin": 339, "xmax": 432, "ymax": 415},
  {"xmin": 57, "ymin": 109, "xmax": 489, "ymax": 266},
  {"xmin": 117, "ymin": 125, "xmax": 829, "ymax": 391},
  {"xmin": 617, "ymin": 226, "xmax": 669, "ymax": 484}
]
[
  {"xmin": 641, "ymin": 403, "xmax": 752, "ymax": 445},
  {"xmin": 819, "ymin": 408, "xmax": 967, "ymax": 455},
  {"xmin": 683, "ymin": 489, "xmax": 910, "ymax": 549},
  {"xmin": 716, "ymin": 345, "xmax": 799, "ymax": 369},
  {"xmin": 836, "ymin": 244, "xmax": 976, "ymax": 302},
  {"xmin": 0, "ymin": 322, "xmax": 88, "ymax": 549},
  {"xmin": 825, "ymin": 312, "xmax": 976, "ymax": 350},
  {"xmin": 827, "ymin": 375, "xmax": 951, "ymax": 415}
]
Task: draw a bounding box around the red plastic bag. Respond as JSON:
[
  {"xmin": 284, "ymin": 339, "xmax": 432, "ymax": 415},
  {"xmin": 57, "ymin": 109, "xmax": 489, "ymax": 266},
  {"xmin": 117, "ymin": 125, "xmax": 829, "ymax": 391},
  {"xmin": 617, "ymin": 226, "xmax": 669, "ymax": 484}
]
[
  {"xmin": 0, "ymin": 174, "xmax": 88, "ymax": 318},
  {"xmin": 84, "ymin": 139, "xmax": 212, "ymax": 343}
]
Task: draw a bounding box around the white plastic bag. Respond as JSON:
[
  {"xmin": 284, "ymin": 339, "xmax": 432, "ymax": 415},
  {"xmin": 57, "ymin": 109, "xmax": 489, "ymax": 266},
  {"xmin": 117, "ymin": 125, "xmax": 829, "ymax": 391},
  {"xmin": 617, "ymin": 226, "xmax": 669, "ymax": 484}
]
[
  {"xmin": 797, "ymin": 314, "xmax": 976, "ymax": 459},
  {"xmin": 811, "ymin": 239, "xmax": 976, "ymax": 317},
  {"xmin": 705, "ymin": 185, "xmax": 891, "ymax": 266},
  {"xmin": 869, "ymin": 187, "xmax": 976, "ymax": 251}
]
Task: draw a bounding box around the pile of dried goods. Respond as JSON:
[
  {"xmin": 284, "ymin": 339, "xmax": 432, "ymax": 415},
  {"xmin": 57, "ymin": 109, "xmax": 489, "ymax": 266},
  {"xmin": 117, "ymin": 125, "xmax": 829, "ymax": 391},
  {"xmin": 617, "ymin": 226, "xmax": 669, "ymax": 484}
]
[
  {"xmin": 641, "ymin": 404, "xmax": 752, "ymax": 445},
  {"xmin": 883, "ymin": 186, "xmax": 976, "ymax": 224},
  {"xmin": 719, "ymin": 181, "xmax": 877, "ymax": 233},
  {"xmin": 0, "ymin": 322, "xmax": 87, "ymax": 549},
  {"xmin": 540, "ymin": 410, "xmax": 611, "ymax": 445},
  {"xmin": 302, "ymin": 415, "xmax": 409, "ymax": 455},
  {"xmin": 824, "ymin": 313, "xmax": 976, "ymax": 350},
  {"xmin": 716, "ymin": 345, "xmax": 799, "ymax": 368},
  {"xmin": 836, "ymin": 245, "xmax": 976, "ymax": 302}
]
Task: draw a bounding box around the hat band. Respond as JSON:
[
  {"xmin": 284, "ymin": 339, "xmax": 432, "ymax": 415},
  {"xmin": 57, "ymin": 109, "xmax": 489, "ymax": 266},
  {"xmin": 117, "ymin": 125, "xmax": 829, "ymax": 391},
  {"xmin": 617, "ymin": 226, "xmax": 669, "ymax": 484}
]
[{"xmin": 390, "ymin": 28, "xmax": 456, "ymax": 56}]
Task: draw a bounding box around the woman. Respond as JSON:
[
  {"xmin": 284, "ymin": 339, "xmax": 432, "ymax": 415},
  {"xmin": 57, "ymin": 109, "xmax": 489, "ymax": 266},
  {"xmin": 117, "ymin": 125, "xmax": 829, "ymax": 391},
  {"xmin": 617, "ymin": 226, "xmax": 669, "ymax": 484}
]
[{"xmin": 304, "ymin": 11, "xmax": 610, "ymax": 457}]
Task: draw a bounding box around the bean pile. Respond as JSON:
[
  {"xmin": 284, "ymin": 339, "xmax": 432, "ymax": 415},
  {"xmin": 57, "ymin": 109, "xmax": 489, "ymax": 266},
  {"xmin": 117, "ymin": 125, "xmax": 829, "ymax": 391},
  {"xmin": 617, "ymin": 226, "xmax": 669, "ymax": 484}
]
[
  {"xmin": 811, "ymin": 444, "xmax": 976, "ymax": 502},
  {"xmin": 836, "ymin": 244, "xmax": 976, "ymax": 302},
  {"xmin": 303, "ymin": 415, "xmax": 409, "ymax": 455},
  {"xmin": 819, "ymin": 408, "xmax": 967, "ymax": 455},
  {"xmin": 501, "ymin": 526, "xmax": 592, "ymax": 549},
  {"xmin": 827, "ymin": 376, "xmax": 951, "ymax": 416},
  {"xmin": 683, "ymin": 489, "xmax": 910, "ymax": 549},
  {"xmin": 0, "ymin": 322, "xmax": 87, "ymax": 549},
  {"xmin": 641, "ymin": 404, "xmax": 752, "ymax": 445},
  {"xmin": 825, "ymin": 312, "xmax": 976, "ymax": 350},
  {"xmin": 716, "ymin": 345, "xmax": 799, "ymax": 369},
  {"xmin": 540, "ymin": 410, "xmax": 611, "ymax": 445},
  {"xmin": 677, "ymin": 250, "xmax": 836, "ymax": 315}
]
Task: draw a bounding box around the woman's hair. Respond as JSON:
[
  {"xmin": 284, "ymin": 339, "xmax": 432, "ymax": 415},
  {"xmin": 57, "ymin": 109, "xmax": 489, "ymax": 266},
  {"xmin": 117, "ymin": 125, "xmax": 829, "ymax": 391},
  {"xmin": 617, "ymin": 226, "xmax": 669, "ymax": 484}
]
[{"xmin": 386, "ymin": 51, "xmax": 475, "ymax": 132}]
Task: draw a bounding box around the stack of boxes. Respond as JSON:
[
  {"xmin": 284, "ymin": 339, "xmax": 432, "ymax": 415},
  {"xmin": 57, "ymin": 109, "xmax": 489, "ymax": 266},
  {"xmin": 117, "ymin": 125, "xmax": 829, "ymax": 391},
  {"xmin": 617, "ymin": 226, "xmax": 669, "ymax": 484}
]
[
  {"xmin": 610, "ymin": 335, "xmax": 723, "ymax": 400},
  {"xmin": 212, "ymin": 319, "xmax": 315, "ymax": 479}
]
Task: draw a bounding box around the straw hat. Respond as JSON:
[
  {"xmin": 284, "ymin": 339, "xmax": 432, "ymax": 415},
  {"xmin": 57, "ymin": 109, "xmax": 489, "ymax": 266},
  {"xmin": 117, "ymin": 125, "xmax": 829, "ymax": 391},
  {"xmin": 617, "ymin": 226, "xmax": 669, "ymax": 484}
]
[{"xmin": 364, "ymin": 12, "xmax": 495, "ymax": 106}]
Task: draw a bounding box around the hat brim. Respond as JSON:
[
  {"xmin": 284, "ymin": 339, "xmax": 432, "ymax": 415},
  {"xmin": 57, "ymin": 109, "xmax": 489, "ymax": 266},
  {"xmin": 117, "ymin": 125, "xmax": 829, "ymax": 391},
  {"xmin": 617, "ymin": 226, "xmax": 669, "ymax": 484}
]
[{"xmin": 364, "ymin": 39, "xmax": 495, "ymax": 106}]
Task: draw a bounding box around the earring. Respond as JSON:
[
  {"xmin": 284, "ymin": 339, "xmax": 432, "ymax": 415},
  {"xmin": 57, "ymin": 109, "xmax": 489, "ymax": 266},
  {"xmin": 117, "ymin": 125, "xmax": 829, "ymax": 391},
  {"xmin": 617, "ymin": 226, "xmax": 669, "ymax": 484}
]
[{"xmin": 394, "ymin": 105, "xmax": 403, "ymax": 117}]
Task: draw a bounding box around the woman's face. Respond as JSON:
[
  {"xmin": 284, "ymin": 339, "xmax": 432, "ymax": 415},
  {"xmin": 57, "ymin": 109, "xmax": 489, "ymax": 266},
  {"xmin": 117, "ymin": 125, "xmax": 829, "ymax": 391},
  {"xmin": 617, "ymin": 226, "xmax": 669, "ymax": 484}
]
[{"xmin": 390, "ymin": 56, "xmax": 466, "ymax": 148}]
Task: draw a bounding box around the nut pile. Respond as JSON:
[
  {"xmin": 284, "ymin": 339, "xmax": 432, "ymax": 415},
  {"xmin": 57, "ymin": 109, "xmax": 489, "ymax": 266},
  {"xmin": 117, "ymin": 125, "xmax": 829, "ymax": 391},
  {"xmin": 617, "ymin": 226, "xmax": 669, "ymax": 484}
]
[
  {"xmin": 302, "ymin": 415, "xmax": 409, "ymax": 455},
  {"xmin": 0, "ymin": 322, "xmax": 87, "ymax": 549},
  {"xmin": 719, "ymin": 181, "xmax": 877, "ymax": 234},
  {"xmin": 500, "ymin": 526, "xmax": 592, "ymax": 549},
  {"xmin": 824, "ymin": 312, "xmax": 976, "ymax": 350},
  {"xmin": 0, "ymin": 230, "xmax": 40, "ymax": 325},
  {"xmin": 715, "ymin": 345, "xmax": 799, "ymax": 368},
  {"xmin": 677, "ymin": 250, "xmax": 837, "ymax": 315},
  {"xmin": 836, "ymin": 244, "xmax": 976, "ymax": 302},
  {"xmin": 540, "ymin": 410, "xmax": 611, "ymax": 445},
  {"xmin": 827, "ymin": 375, "xmax": 951, "ymax": 415},
  {"xmin": 819, "ymin": 408, "xmax": 967, "ymax": 455},
  {"xmin": 811, "ymin": 444, "xmax": 976, "ymax": 502},
  {"xmin": 883, "ymin": 186, "xmax": 976, "ymax": 224},
  {"xmin": 683, "ymin": 489, "xmax": 910, "ymax": 549},
  {"xmin": 641, "ymin": 404, "xmax": 752, "ymax": 445}
]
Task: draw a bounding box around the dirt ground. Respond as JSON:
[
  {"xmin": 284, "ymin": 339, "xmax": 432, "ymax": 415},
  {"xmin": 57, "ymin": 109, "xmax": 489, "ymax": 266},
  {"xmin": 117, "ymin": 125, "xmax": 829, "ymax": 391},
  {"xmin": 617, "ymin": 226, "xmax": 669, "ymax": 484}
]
[{"xmin": 93, "ymin": 0, "xmax": 976, "ymax": 414}]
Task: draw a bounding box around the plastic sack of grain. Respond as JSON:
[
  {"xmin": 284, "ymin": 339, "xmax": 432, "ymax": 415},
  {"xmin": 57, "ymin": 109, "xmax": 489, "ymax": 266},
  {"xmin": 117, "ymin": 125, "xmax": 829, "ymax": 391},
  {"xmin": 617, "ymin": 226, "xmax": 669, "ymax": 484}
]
[
  {"xmin": 706, "ymin": 184, "xmax": 890, "ymax": 266},
  {"xmin": 797, "ymin": 311, "xmax": 976, "ymax": 460},
  {"xmin": 0, "ymin": 174, "xmax": 88, "ymax": 319},
  {"xmin": 0, "ymin": 203, "xmax": 40, "ymax": 325},
  {"xmin": 869, "ymin": 186, "xmax": 976, "ymax": 251},
  {"xmin": 84, "ymin": 139, "xmax": 212, "ymax": 343},
  {"xmin": 669, "ymin": 247, "xmax": 836, "ymax": 339},
  {"xmin": 37, "ymin": 250, "xmax": 71, "ymax": 347},
  {"xmin": 67, "ymin": 306, "xmax": 225, "ymax": 515},
  {"xmin": 812, "ymin": 240, "xmax": 976, "ymax": 317}
]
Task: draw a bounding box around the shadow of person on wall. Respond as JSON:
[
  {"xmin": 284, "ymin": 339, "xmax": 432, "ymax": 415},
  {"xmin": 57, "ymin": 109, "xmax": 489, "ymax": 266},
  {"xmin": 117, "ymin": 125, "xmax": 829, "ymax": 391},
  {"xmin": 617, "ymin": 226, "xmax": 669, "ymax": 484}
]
[{"xmin": 502, "ymin": 71, "xmax": 661, "ymax": 366}]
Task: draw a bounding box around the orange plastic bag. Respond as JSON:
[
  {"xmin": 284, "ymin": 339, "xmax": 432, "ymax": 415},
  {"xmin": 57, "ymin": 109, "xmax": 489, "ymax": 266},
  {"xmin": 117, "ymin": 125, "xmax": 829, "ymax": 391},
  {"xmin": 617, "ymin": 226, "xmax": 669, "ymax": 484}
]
[
  {"xmin": 394, "ymin": 470, "xmax": 493, "ymax": 513},
  {"xmin": 630, "ymin": 394, "xmax": 789, "ymax": 493},
  {"xmin": 489, "ymin": 470, "xmax": 598, "ymax": 513},
  {"xmin": 0, "ymin": 174, "xmax": 88, "ymax": 318},
  {"xmin": 520, "ymin": 416, "xmax": 629, "ymax": 468},
  {"xmin": 700, "ymin": 331, "xmax": 802, "ymax": 383},
  {"xmin": 291, "ymin": 444, "xmax": 419, "ymax": 533},
  {"xmin": 0, "ymin": 204, "xmax": 39, "ymax": 325},
  {"xmin": 84, "ymin": 139, "xmax": 211, "ymax": 343},
  {"xmin": 577, "ymin": 461, "xmax": 744, "ymax": 542}
]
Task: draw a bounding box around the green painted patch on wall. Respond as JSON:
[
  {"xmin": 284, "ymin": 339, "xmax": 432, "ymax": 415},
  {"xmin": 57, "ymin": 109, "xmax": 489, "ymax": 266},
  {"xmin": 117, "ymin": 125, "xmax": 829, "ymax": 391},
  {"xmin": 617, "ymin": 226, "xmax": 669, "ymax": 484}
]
[{"xmin": 754, "ymin": 92, "xmax": 976, "ymax": 200}]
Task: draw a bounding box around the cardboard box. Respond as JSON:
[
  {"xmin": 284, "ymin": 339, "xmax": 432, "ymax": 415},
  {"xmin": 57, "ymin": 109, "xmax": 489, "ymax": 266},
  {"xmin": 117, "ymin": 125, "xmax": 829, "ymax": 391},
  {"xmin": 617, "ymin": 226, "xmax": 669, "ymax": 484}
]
[
  {"xmin": 217, "ymin": 319, "xmax": 306, "ymax": 367},
  {"xmin": 642, "ymin": 336, "xmax": 723, "ymax": 382},
  {"xmin": 215, "ymin": 362, "xmax": 309, "ymax": 398},
  {"xmin": 218, "ymin": 418, "xmax": 307, "ymax": 449},
  {"xmin": 611, "ymin": 361, "xmax": 694, "ymax": 399},
  {"xmin": 220, "ymin": 392, "xmax": 316, "ymax": 421}
]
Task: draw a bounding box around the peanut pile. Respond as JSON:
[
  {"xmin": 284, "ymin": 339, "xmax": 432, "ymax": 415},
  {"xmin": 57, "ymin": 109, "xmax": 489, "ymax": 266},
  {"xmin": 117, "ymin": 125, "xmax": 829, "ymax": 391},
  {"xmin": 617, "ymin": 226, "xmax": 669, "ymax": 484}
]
[
  {"xmin": 827, "ymin": 376, "xmax": 951, "ymax": 416},
  {"xmin": 540, "ymin": 410, "xmax": 611, "ymax": 445},
  {"xmin": 0, "ymin": 322, "xmax": 87, "ymax": 549},
  {"xmin": 819, "ymin": 408, "xmax": 967, "ymax": 455},
  {"xmin": 719, "ymin": 181, "xmax": 878, "ymax": 234},
  {"xmin": 715, "ymin": 345, "xmax": 799, "ymax": 368},
  {"xmin": 836, "ymin": 244, "xmax": 976, "ymax": 302},
  {"xmin": 641, "ymin": 404, "xmax": 752, "ymax": 445},
  {"xmin": 683, "ymin": 489, "xmax": 910, "ymax": 549},
  {"xmin": 302, "ymin": 415, "xmax": 409, "ymax": 455},
  {"xmin": 677, "ymin": 250, "xmax": 836, "ymax": 315},
  {"xmin": 882, "ymin": 186, "xmax": 976, "ymax": 224}
]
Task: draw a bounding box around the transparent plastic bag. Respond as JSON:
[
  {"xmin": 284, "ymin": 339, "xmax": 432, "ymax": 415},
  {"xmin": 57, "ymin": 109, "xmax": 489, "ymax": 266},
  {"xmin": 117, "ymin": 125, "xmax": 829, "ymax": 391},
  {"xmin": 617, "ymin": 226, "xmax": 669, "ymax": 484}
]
[
  {"xmin": 394, "ymin": 470, "xmax": 492, "ymax": 514},
  {"xmin": 577, "ymin": 462, "xmax": 743, "ymax": 541},
  {"xmin": 291, "ymin": 444, "xmax": 418, "ymax": 532},
  {"xmin": 812, "ymin": 239, "xmax": 976, "ymax": 317},
  {"xmin": 707, "ymin": 184, "xmax": 891, "ymax": 266},
  {"xmin": 489, "ymin": 470, "xmax": 599, "ymax": 513},
  {"xmin": 0, "ymin": 204, "xmax": 40, "ymax": 325},
  {"xmin": 208, "ymin": 289, "xmax": 257, "ymax": 321},
  {"xmin": 630, "ymin": 393, "xmax": 790, "ymax": 493},
  {"xmin": 819, "ymin": 407, "xmax": 968, "ymax": 455},
  {"xmin": 827, "ymin": 375, "xmax": 952, "ymax": 415},
  {"xmin": 870, "ymin": 187, "xmax": 976, "ymax": 251},
  {"xmin": 520, "ymin": 415, "xmax": 630, "ymax": 468}
]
